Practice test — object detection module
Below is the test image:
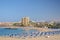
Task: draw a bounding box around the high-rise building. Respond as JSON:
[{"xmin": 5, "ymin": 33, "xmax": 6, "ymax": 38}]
[{"xmin": 21, "ymin": 17, "xmax": 30, "ymax": 26}]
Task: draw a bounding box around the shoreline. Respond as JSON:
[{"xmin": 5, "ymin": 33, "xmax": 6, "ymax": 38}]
[
  {"xmin": 0, "ymin": 26, "xmax": 60, "ymax": 40},
  {"xmin": 0, "ymin": 26, "xmax": 60, "ymax": 32}
]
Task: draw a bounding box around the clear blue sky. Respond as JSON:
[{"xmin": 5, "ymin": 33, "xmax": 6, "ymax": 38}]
[{"xmin": 0, "ymin": 0, "xmax": 60, "ymax": 22}]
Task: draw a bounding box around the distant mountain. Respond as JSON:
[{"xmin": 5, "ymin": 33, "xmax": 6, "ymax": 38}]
[{"xmin": 51, "ymin": 19, "xmax": 60, "ymax": 23}]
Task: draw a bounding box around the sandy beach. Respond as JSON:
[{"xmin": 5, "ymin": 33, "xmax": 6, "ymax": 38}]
[{"xmin": 0, "ymin": 34, "xmax": 60, "ymax": 40}]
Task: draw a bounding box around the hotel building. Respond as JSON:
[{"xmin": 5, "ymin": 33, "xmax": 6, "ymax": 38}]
[{"xmin": 21, "ymin": 17, "xmax": 30, "ymax": 26}]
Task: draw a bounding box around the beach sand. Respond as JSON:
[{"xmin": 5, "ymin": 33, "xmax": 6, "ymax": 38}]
[{"xmin": 0, "ymin": 35, "xmax": 60, "ymax": 40}]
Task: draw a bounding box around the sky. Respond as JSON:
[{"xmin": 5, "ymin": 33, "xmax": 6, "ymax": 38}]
[{"xmin": 0, "ymin": 0, "xmax": 60, "ymax": 22}]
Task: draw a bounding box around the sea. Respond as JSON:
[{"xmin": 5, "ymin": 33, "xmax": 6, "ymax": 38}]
[{"xmin": 0, "ymin": 27, "xmax": 60, "ymax": 37}]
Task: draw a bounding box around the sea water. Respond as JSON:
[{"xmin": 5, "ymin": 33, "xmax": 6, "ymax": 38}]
[{"xmin": 0, "ymin": 27, "xmax": 60, "ymax": 37}]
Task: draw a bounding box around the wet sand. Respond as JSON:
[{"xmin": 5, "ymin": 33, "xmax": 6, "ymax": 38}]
[{"xmin": 0, "ymin": 34, "xmax": 60, "ymax": 40}]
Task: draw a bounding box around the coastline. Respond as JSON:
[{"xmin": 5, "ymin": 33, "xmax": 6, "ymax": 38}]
[
  {"xmin": 0, "ymin": 26, "xmax": 59, "ymax": 32},
  {"xmin": 0, "ymin": 26, "xmax": 55, "ymax": 32},
  {"xmin": 0, "ymin": 26, "xmax": 60, "ymax": 40}
]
